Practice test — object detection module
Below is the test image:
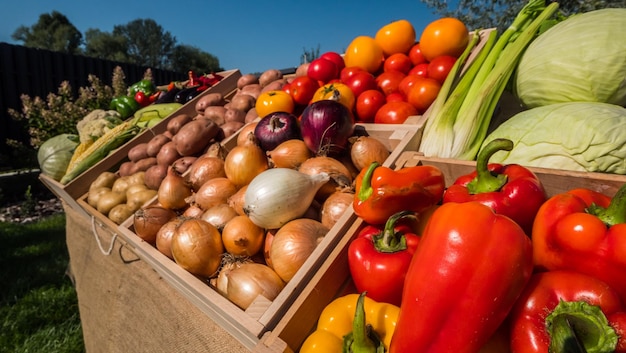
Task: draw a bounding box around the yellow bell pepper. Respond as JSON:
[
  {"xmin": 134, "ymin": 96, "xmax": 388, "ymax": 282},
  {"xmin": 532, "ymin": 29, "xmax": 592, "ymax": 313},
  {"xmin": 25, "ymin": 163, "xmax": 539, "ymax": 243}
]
[{"xmin": 300, "ymin": 292, "xmax": 399, "ymax": 353}]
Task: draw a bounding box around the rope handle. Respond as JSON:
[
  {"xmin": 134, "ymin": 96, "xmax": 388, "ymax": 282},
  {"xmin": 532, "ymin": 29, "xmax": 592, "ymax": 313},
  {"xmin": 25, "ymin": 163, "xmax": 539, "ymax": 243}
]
[{"xmin": 90, "ymin": 215, "xmax": 118, "ymax": 256}]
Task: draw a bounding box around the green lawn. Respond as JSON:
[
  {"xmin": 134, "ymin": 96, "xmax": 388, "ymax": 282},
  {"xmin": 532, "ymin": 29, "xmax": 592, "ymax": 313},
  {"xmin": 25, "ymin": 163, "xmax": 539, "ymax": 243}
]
[{"xmin": 0, "ymin": 213, "xmax": 84, "ymax": 353}]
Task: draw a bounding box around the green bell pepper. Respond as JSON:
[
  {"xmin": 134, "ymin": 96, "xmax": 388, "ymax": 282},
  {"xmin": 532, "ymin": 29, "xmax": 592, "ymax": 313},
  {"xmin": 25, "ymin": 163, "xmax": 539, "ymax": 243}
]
[
  {"xmin": 110, "ymin": 96, "xmax": 141, "ymax": 119},
  {"xmin": 128, "ymin": 79, "xmax": 156, "ymax": 97}
]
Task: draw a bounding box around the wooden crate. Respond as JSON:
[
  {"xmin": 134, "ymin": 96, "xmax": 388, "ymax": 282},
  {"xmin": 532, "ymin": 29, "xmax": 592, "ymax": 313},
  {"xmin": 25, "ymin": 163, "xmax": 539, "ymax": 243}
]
[
  {"xmin": 254, "ymin": 152, "xmax": 626, "ymax": 352},
  {"xmin": 39, "ymin": 69, "xmax": 242, "ymax": 217},
  {"xmin": 74, "ymin": 122, "xmax": 423, "ymax": 351}
]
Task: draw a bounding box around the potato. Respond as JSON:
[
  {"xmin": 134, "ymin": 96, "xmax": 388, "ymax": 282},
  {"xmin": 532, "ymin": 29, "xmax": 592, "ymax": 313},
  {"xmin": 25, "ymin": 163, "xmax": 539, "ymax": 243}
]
[
  {"xmin": 195, "ymin": 93, "xmax": 225, "ymax": 114},
  {"xmin": 156, "ymin": 141, "xmax": 181, "ymax": 166},
  {"xmin": 261, "ymin": 79, "xmax": 287, "ymax": 93},
  {"xmin": 127, "ymin": 171, "xmax": 146, "ymax": 186},
  {"xmin": 108, "ymin": 204, "xmax": 135, "ymax": 225},
  {"xmin": 239, "ymin": 84, "xmax": 262, "ymax": 100},
  {"xmin": 203, "ymin": 106, "xmax": 227, "ymax": 125},
  {"xmin": 172, "ymin": 119, "xmax": 221, "ymax": 156},
  {"xmin": 220, "ymin": 121, "xmax": 245, "ymax": 139},
  {"xmin": 127, "ymin": 142, "xmax": 149, "ymax": 162},
  {"xmin": 88, "ymin": 186, "xmax": 111, "ymax": 208},
  {"xmin": 127, "ymin": 189, "xmax": 157, "ymax": 212},
  {"xmin": 245, "ymin": 108, "xmax": 259, "ymax": 124},
  {"xmin": 144, "ymin": 164, "xmax": 168, "ymax": 190},
  {"xmin": 112, "ymin": 176, "xmax": 132, "ymax": 194},
  {"xmin": 237, "ymin": 74, "xmax": 259, "ymax": 89},
  {"xmin": 133, "ymin": 157, "xmax": 158, "ymax": 173},
  {"xmin": 118, "ymin": 161, "xmax": 136, "ymax": 177},
  {"xmin": 90, "ymin": 171, "xmax": 118, "ymax": 191},
  {"xmin": 166, "ymin": 114, "xmax": 192, "ymax": 135},
  {"xmin": 259, "ymin": 69, "xmax": 283, "ymax": 87},
  {"xmin": 229, "ymin": 94, "xmax": 256, "ymax": 113},
  {"xmin": 96, "ymin": 191, "xmax": 127, "ymax": 216},
  {"xmin": 146, "ymin": 134, "xmax": 171, "ymax": 157},
  {"xmin": 224, "ymin": 108, "xmax": 246, "ymax": 124},
  {"xmin": 295, "ymin": 63, "xmax": 310, "ymax": 77}
]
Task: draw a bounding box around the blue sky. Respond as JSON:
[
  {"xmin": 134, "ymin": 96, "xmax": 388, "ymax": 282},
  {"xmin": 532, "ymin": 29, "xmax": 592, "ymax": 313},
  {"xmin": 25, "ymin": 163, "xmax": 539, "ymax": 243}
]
[{"xmin": 0, "ymin": 1, "xmax": 441, "ymax": 75}]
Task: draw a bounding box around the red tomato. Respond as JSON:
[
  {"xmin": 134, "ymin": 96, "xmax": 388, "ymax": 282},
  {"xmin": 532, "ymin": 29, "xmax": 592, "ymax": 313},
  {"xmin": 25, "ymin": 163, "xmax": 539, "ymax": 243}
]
[
  {"xmin": 340, "ymin": 66, "xmax": 364, "ymax": 83},
  {"xmin": 398, "ymin": 75, "xmax": 424, "ymax": 97},
  {"xmin": 375, "ymin": 101, "xmax": 418, "ymax": 124},
  {"xmin": 386, "ymin": 92, "xmax": 406, "ymax": 102},
  {"xmin": 427, "ymin": 55, "xmax": 457, "ymax": 84},
  {"xmin": 355, "ymin": 89, "xmax": 386, "ymax": 123},
  {"xmin": 408, "ymin": 63, "xmax": 430, "ymax": 78},
  {"xmin": 343, "ymin": 71, "xmax": 378, "ymax": 98},
  {"xmin": 307, "ymin": 58, "xmax": 339, "ymax": 83},
  {"xmin": 383, "ymin": 53, "xmax": 413, "ymax": 74},
  {"xmin": 376, "ymin": 70, "xmax": 406, "ymax": 96},
  {"xmin": 288, "ymin": 76, "xmax": 320, "ymax": 106},
  {"xmin": 406, "ymin": 78, "xmax": 442, "ymax": 114},
  {"xmin": 320, "ymin": 51, "xmax": 345, "ymax": 73},
  {"xmin": 408, "ymin": 43, "xmax": 428, "ymax": 66}
]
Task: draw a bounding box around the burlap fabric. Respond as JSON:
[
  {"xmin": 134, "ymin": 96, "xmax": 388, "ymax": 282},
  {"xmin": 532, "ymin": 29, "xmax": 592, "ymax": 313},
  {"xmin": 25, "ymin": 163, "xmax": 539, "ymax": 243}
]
[{"xmin": 64, "ymin": 203, "xmax": 248, "ymax": 353}]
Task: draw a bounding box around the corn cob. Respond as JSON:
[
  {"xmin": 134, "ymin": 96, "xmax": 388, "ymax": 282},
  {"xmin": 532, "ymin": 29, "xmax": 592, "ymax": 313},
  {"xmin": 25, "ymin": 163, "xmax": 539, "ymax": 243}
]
[
  {"xmin": 65, "ymin": 140, "xmax": 94, "ymax": 175},
  {"xmin": 60, "ymin": 120, "xmax": 139, "ymax": 185}
]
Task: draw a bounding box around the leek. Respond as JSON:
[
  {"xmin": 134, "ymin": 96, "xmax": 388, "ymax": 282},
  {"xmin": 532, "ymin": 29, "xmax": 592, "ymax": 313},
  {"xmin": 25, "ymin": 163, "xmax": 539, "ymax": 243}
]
[{"xmin": 418, "ymin": 0, "xmax": 560, "ymax": 160}]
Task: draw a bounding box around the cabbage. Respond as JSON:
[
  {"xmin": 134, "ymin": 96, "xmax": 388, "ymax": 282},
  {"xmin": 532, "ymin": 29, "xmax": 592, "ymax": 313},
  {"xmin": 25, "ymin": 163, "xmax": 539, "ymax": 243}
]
[
  {"xmin": 481, "ymin": 102, "xmax": 626, "ymax": 174},
  {"xmin": 514, "ymin": 8, "xmax": 626, "ymax": 108},
  {"xmin": 37, "ymin": 134, "xmax": 79, "ymax": 181}
]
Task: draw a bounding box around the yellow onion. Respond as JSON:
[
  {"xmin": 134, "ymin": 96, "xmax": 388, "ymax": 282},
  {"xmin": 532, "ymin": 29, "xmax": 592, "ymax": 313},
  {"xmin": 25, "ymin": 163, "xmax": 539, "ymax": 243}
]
[
  {"xmin": 267, "ymin": 139, "xmax": 312, "ymax": 169},
  {"xmin": 157, "ymin": 167, "xmax": 192, "ymax": 210},
  {"xmin": 219, "ymin": 262, "xmax": 285, "ymax": 310},
  {"xmin": 156, "ymin": 217, "xmax": 183, "ymax": 260},
  {"xmin": 224, "ymin": 133, "xmax": 269, "ymax": 187},
  {"xmin": 193, "ymin": 177, "xmax": 238, "ymax": 211},
  {"xmin": 133, "ymin": 205, "xmax": 177, "ymax": 244},
  {"xmin": 222, "ymin": 215, "xmax": 265, "ymax": 257},
  {"xmin": 298, "ymin": 156, "xmax": 353, "ymax": 201},
  {"xmin": 201, "ymin": 203, "xmax": 238, "ymax": 231},
  {"xmin": 320, "ymin": 191, "xmax": 355, "ymax": 229},
  {"xmin": 171, "ymin": 218, "xmax": 224, "ymax": 278},
  {"xmin": 349, "ymin": 135, "xmax": 390, "ymax": 171}
]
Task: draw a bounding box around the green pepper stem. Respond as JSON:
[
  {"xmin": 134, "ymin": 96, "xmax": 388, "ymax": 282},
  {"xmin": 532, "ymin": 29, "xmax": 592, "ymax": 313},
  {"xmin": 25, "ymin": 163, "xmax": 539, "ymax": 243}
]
[
  {"xmin": 357, "ymin": 162, "xmax": 379, "ymax": 202},
  {"xmin": 374, "ymin": 210, "xmax": 417, "ymax": 253},
  {"xmin": 546, "ymin": 300, "xmax": 618, "ymax": 353},
  {"xmin": 594, "ymin": 183, "xmax": 626, "ymax": 226},
  {"xmin": 466, "ymin": 138, "xmax": 513, "ymax": 194},
  {"xmin": 342, "ymin": 292, "xmax": 384, "ymax": 353}
]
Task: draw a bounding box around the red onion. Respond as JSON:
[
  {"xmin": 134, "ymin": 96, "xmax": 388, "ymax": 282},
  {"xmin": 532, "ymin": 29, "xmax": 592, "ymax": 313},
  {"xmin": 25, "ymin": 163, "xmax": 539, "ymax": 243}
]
[
  {"xmin": 300, "ymin": 100, "xmax": 355, "ymax": 155},
  {"xmin": 253, "ymin": 111, "xmax": 302, "ymax": 152}
]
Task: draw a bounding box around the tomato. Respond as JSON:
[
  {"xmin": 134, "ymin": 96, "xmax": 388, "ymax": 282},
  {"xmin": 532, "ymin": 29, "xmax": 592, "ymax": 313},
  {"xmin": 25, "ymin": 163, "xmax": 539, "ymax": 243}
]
[
  {"xmin": 375, "ymin": 70, "xmax": 406, "ymax": 96},
  {"xmin": 355, "ymin": 89, "xmax": 386, "ymax": 123},
  {"xmin": 255, "ymin": 90, "xmax": 295, "ymax": 118},
  {"xmin": 288, "ymin": 76, "xmax": 320, "ymax": 106},
  {"xmin": 419, "ymin": 17, "xmax": 469, "ymax": 61},
  {"xmin": 340, "ymin": 66, "xmax": 364, "ymax": 83},
  {"xmin": 307, "ymin": 57, "xmax": 339, "ymax": 83},
  {"xmin": 374, "ymin": 19, "xmax": 416, "ymax": 56},
  {"xmin": 398, "ymin": 74, "xmax": 424, "ymax": 97},
  {"xmin": 386, "ymin": 92, "xmax": 406, "ymax": 103},
  {"xmin": 374, "ymin": 101, "xmax": 418, "ymax": 124},
  {"xmin": 408, "ymin": 63, "xmax": 430, "ymax": 78},
  {"xmin": 344, "ymin": 36, "xmax": 385, "ymax": 74},
  {"xmin": 408, "ymin": 43, "xmax": 428, "ymax": 66},
  {"xmin": 343, "ymin": 71, "xmax": 378, "ymax": 98},
  {"xmin": 320, "ymin": 51, "xmax": 345, "ymax": 73},
  {"xmin": 311, "ymin": 82, "xmax": 356, "ymax": 111},
  {"xmin": 427, "ymin": 55, "xmax": 457, "ymax": 84},
  {"xmin": 383, "ymin": 53, "xmax": 413, "ymax": 74},
  {"xmin": 406, "ymin": 78, "xmax": 441, "ymax": 114}
]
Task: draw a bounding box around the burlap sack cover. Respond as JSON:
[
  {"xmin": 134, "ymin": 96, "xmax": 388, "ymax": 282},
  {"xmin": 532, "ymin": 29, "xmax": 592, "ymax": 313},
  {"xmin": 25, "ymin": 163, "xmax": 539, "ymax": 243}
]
[{"xmin": 64, "ymin": 204, "xmax": 247, "ymax": 353}]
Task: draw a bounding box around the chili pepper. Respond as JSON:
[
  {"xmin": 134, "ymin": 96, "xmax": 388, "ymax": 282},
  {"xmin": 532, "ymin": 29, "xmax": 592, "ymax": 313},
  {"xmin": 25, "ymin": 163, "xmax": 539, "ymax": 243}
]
[
  {"xmin": 353, "ymin": 161, "xmax": 445, "ymax": 225},
  {"xmin": 128, "ymin": 79, "xmax": 156, "ymax": 97},
  {"xmin": 509, "ymin": 270, "xmax": 626, "ymax": 353},
  {"xmin": 532, "ymin": 183, "xmax": 626, "ymax": 302},
  {"xmin": 300, "ymin": 292, "xmax": 399, "ymax": 353},
  {"xmin": 443, "ymin": 138, "xmax": 547, "ymax": 234},
  {"xmin": 389, "ymin": 201, "xmax": 534, "ymax": 353},
  {"xmin": 348, "ymin": 210, "xmax": 420, "ymax": 307},
  {"xmin": 109, "ymin": 96, "xmax": 140, "ymax": 119}
]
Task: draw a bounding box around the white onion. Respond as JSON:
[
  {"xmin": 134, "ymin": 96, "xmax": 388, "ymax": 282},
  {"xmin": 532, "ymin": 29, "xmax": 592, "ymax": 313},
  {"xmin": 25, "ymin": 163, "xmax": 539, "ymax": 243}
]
[{"xmin": 243, "ymin": 168, "xmax": 330, "ymax": 229}]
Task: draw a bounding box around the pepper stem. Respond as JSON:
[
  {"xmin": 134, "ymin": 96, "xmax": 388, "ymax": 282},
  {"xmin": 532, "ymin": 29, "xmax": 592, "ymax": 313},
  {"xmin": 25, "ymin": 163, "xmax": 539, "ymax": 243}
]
[
  {"xmin": 342, "ymin": 292, "xmax": 385, "ymax": 353},
  {"xmin": 546, "ymin": 300, "xmax": 618, "ymax": 353},
  {"xmin": 357, "ymin": 162, "xmax": 379, "ymax": 202},
  {"xmin": 591, "ymin": 183, "xmax": 626, "ymax": 226},
  {"xmin": 373, "ymin": 210, "xmax": 417, "ymax": 253},
  {"xmin": 466, "ymin": 138, "xmax": 513, "ymax": 194}
]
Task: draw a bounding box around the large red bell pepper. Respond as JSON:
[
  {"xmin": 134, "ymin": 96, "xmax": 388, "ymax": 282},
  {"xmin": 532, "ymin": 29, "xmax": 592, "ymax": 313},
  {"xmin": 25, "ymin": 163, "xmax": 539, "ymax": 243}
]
[
  {"xmin": 389, "ymin": 201, "xmax": 534, "ymax": 353},
  {"xmin": 348, "ymin": 210, "xmax": 420, "ymax": 307},
  {"xmin": 443, "ymin": 138, "xmax": 547, "ymax": 234},
  {"xmin": 353, "ymin": 162, "xmax": 445, "ymax": 225},
  {"xmin": 532, "ymin": 184, "xmax": 626, "ymax": 302},
  {"xmin": 509, "ymin": 270, "xmax": 626, "ymax": 353}
]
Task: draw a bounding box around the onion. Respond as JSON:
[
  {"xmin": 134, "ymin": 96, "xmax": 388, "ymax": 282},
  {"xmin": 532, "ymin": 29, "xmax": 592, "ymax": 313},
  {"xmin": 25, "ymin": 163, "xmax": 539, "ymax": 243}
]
[
  {"xmin": 269, "ymin": 218, "xmax": 328, "ymax": 282},
  {"xmin": 237, "ymin": 122, "xmax": 258, "ymax": 146},
  {"xmin": 244, "ymin": 168, "xmax": 330, "ymax": 229},
  {"xmin": 224, "ymin": 133, "xmax": 269, "ymax": 187},
  {"xmin": 222, "ymin": 215, "xmax": 265, "ymax": 257},
  {"xmin": 186, "ymin": 154, "xmax": 226, "ymax": 192},
  {"xmin": 267, "ymin": 139, "xmax": 312, "ymax": 169},
  {"xmin": 158, "ymin": 167, "xmax": 193, "ymax": 210},
  {"xmin": 263, "ymin": 229, "xmax": 277, "ymax": 268},
  {"xmin": 219, "ymin": 262, "xmax": 285, "ymax": 310},
  {"xmin": 300, "ymin": 100, "xmax": 355, "ymax": 155},
  {"xmin": 215, "ymin": 254, "xmax": 253, "ymax": 296},
  {"xmin": 298, "ymin": 156, "xmax": 353, "ymax": 201},
  {"xmin": 156, "ymin": 217, "xmax": 183, "ymax": 259},
  {"xmin": 254, "ymin": 112, "xmax": 302, "ymax": 152},
  {"xmin": 320, "ymin": 191, "xmax": 354, "ymax": 229},
  {"xmin": 193, "ymin": 177, "xmax": 238, "ymax": 211},
  {"xmin": 227, "ymin": 184, "xmax": 248, "ymax": 216},
  {"xmin": 350, "ymin": 136, "xmax": 390, "ymax": 171},
  {"xmin": 201, "ymin": 203, "xmax": 238, "ymax": 231},
  {"xmin": 133, "ymin": 205, "xmax": 178, "ymax": 244},
  {"xmin": 182, "ymin": 203, "xmax": 204, "ymax": 218},
  {"xmin": 171, "ymin": 218, "xmax": 224, "ymax": 278}
]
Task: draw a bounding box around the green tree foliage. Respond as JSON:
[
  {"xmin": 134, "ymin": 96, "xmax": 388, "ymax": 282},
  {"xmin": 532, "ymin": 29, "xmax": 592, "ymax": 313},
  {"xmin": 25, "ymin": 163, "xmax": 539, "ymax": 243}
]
[
  {"xmin": 420, "ymin": 0, "xmax": 626, "ymax": 31},
  {"xmin": 301, "ymin": 45, "xmax": 321, "ymax": 64},
  {"xmin": 169, "ymin": 44, "xmax": 224, "ymax": 74},
  {"xmin": 83, "ymin": 29, "xmax": 129, "ymax": 63},
  {"xmin": 112, "ymin": 19, "xmax": 176, "ymax": 68},
  {"xmin": 11, "ymin": 11, "xmax": 82, "ymax": 54}
]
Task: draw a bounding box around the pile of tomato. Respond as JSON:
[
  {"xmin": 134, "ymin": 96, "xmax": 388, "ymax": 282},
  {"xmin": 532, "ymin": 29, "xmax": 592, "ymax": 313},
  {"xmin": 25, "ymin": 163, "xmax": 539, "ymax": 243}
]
[{"xmin": 276, "ymin": 17, "xmax": 471, "ymax": 124}]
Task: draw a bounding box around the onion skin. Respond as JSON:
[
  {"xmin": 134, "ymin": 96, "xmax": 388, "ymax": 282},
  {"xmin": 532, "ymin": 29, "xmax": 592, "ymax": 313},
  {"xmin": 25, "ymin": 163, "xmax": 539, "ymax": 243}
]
[
  {"xmin": 156, "ymin": 217, "xmax": 183, "ymax": 259},
  {"xmin": 236, "ymin": 123, "xmax": 258, "ymax": 146},
  {"xmin": 157, "ymin": 167, "xmax": 192, "ymax": 210},
  {"xmin": 133, "ymin": 205, "xmax": 177, "ymax": 244},
  {"xmin": 222, "ymin": 215, "xmax": 265, "ymax": 257},
  {"xmin": 267, "ymin": 139, "xmax": 312, "ymax": 169},
  {"xmin": 298, "ymin": 156, "xmax": 353, "ymax": 201},
  {"xmin": 320, "ymin": 191, "xmax": 354, "ymax": 229},
  {"xmin": 269, "ymin": 218, "xmax": 328, "ymax": 282},
  {"xmin": 201, "ymin": 203, "xmax": 238, "ymax": 231},
  {"xmin": 254, "ymin": 112, "xmax": 302, "ymax": 152},
  {"xmin": 224, "ymin": 134, "xmax": 269, "ymax": 187},
  {"xmin": 299, "ymin": 100, "xmax": 355, "ymax": 156},
  {"xmin": 171, "ymin": 218, "xmax": 224, "ymax": 278},
  {"xmin": 194, "ymin": 177, "xmax": 238, "ymax": 211},
  {"xmin": 350, "ymin": 136, "xmax": 390, "ymax": 171},
  {"xmin": 223, "ymin": 263, "xmax": 285, "ymax": 310},
  {"xmin": 186, "ymin": 154, "xmax": 226, "ymax": 192}
]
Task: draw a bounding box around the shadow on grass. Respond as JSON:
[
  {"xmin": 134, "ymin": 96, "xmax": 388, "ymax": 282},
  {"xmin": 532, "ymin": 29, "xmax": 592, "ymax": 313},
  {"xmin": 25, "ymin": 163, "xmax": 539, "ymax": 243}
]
[{"xmin": 0, "ymin": 213, "xmax": 85, "ymax": 353}]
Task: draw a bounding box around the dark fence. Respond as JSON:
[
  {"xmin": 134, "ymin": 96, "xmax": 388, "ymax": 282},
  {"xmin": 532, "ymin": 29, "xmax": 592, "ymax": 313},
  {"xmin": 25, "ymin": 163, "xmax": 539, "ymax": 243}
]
[{"xmin": 0, "ymin": 42, "xmax": 187, "ymax": 161}]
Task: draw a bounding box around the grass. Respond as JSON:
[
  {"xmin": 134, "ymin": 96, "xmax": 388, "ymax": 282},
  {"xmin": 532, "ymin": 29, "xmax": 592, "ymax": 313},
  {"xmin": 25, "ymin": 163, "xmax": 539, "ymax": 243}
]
[{"xmin": 0, "ymin": 213, "xmax": 84, "ymax": 353}]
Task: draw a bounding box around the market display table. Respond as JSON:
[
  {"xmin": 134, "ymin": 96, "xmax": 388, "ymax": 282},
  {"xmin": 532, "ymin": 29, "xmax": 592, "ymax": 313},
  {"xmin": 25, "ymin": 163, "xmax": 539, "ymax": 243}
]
[{"xmin": 64, "ymin": 203, "xmax": 247, "ymax": 353}]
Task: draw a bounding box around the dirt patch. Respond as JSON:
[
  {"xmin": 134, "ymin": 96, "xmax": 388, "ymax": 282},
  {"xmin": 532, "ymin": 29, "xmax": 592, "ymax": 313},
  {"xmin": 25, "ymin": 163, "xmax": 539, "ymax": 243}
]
[{"xmin": 0, "ymin": 197, "xmax": 64, "ymax": 224}]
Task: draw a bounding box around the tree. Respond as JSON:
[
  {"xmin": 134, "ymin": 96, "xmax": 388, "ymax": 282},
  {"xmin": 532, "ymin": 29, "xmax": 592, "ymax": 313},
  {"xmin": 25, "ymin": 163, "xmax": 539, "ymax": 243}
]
[
  {"xmin": 112, "ymin": 19, "xmax": 176, "ymax": 68},
  {"xmin": 420, "ymin": 0, "xmax": 626, "ymax": 31},
  {"xmin": 301, "ymin": 45, "xmax": 320, "ymax": 64},
  {"xmin": 83, "ymin": 29, "xmax": 129, "ymax": 63},
  {"xmin": 169, "ymin": 45, "xmax": 224, "ymax": 74},
  {"xmin": 11, "ymin": 11, "xmax": 82, "ymax": 54}
]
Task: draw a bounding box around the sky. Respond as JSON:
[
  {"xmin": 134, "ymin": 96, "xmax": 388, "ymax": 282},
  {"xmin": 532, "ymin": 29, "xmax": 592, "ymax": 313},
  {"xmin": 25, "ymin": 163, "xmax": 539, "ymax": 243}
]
[{"xmin": 0, "ymin": 0, "xmax": 441, "ymax": 75}]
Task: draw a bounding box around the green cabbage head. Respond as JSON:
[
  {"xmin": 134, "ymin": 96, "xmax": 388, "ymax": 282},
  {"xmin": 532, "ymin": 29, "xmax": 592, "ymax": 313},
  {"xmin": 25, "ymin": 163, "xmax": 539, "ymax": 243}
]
[
  {"xmin": 481, "ymin": 102, "xmax": 626, "ymax": 174},
  {"xmin": 37, "ymin": 134, "xmax": 79, "ymax": 181},
  {"xmin": 514, "ymin": 8, "xmax": 626, "ymax": 108}
]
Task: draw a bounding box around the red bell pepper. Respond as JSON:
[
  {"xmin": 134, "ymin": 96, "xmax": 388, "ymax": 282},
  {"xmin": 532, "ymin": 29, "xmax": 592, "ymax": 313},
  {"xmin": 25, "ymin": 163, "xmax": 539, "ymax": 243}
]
[
  {"xmin": 389, "ymin": 201, "xmax": 534, "ymax": 353},
  {"xmin": 348, "ymin": 210, "xmax": 420, "ymax": 307},
  {"xmin": 353, "ymin": 162, "xmax": 445, "ymax": 225},
  {"xmin": 532, "ymin": 183, "xmax": 626, "ymax": 302},
  {"xmin": 509, "ymin": 270, "xmax": 626, "ymax": 353},
  {"xmin": 443, "ymin": 138, "xmax": 547, "ymax": 234}
]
